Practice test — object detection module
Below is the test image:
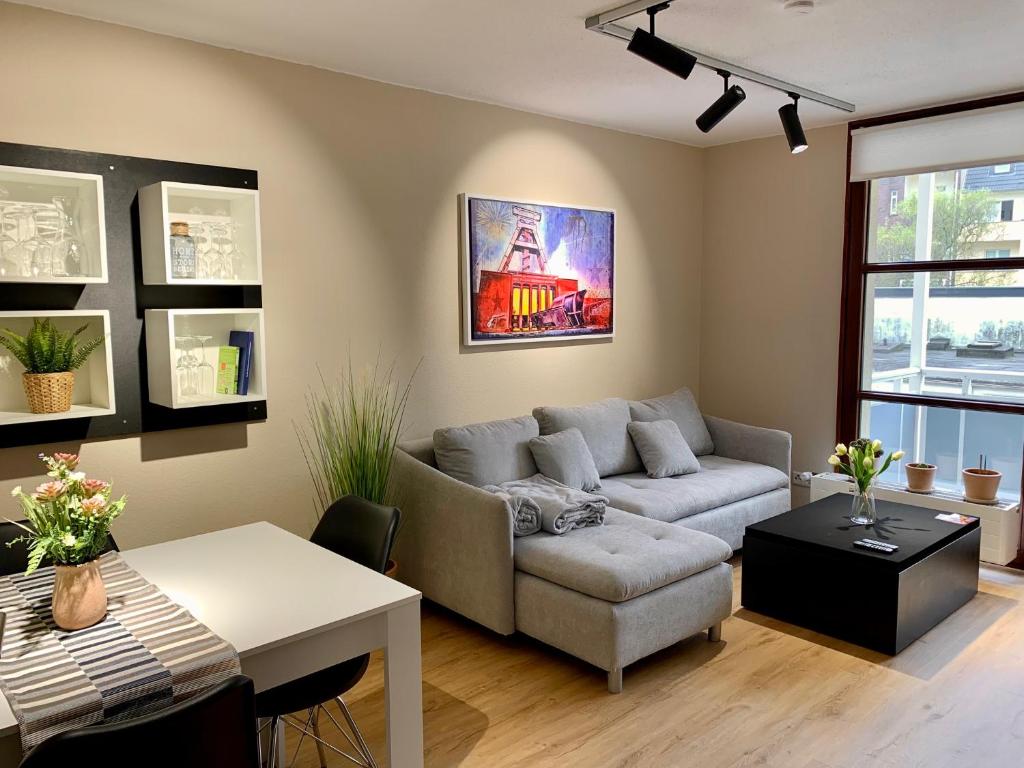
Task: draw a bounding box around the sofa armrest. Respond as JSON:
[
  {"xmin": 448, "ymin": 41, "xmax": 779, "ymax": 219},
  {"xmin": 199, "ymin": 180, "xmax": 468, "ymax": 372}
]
[
  {"xmin": 390, "ymin": 448, "xmax": 515, "ymax": 635},
  {"xmin": 704, "ymin": 415, "xmax": 792, "ymax": 478}
]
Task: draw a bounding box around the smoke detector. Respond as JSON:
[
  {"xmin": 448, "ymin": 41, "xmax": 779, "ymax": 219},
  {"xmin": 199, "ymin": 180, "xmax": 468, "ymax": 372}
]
[{"xmin": 784, "ymin": 0, "xmax": 815, "ymax": 13}]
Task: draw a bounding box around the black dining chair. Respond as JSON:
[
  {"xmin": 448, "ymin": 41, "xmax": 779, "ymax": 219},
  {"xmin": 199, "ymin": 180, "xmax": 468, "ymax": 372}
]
[
  {"xmin": 255, "ymin": 495, "xmax": 401, "ymax": 768},
  {"xmin": 19, "ymin": 674, "xmax": 260, "ymax": 768},
  {"xmin": 0, "ymin": 520, "xmax": 119, "ymax": 577}
]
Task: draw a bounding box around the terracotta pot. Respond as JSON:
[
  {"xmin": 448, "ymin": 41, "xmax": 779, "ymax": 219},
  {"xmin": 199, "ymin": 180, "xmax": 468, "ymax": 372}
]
[
  {"xmin": 962, "ymin": 468, "xmax": 1002, "ymax": 503},
  {"xmin": 52, "ymin": 560, "xmax": 107, "ymax": 631},
  {"xmin": 905, "ymin": 463, "xmax": 937, "ymax": 493},
  {"xmin": 22, "ymin": 371, "xmax": 75, "ymax": 414},
  {"xmin": 384, "ymin": 559, "xmax": 398, "ymax": 580}
]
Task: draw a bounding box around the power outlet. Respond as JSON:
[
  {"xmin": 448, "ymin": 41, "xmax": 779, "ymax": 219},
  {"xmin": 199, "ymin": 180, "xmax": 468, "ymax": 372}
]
[{"xmin": 791, "ymin": 471, "xmax": 814, "ymax": 488}]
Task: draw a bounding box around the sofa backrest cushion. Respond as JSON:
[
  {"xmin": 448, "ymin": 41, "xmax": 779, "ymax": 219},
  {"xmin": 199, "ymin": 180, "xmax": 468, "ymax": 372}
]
[
  {"xmin": 533, "ymin": 398, "xmax": 643, "ymax": 477},
  {"xmin": 629, "ymin": 387, "xmax": 714, "ymax": 456},
  {"xmin": 528, "ymin": 428, "xmax": 602, "ymax": 492},
  {"xmin": 627, "ymin": 419, "xmax": 701, "ymax": 479},
  {"xmin": 433, "ymin": 415, "xmax": 539, "ymax": 487}
]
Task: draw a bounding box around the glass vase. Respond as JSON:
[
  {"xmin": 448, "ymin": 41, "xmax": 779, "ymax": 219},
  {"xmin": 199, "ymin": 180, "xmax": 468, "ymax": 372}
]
[{"xmin": 850, "ymin": 483, "xmax": 877, "ymax": 525}]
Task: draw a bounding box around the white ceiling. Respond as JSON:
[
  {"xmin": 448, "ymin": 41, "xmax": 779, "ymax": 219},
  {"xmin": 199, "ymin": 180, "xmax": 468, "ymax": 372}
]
[{"xmin": 13, "ymin": 0, "xmax": 1024, "ymax": 146}]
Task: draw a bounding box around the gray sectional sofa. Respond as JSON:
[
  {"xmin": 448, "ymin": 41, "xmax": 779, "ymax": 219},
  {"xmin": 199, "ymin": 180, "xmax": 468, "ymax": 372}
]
[{"xmin": 391, "ymin": 388, "xmax": 791, "ymax": 692}]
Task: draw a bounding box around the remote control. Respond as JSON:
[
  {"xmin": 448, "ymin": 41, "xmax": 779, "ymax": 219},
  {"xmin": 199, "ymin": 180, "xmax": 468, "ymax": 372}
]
[
  {"xmin": 853, "ymin": 540, "xmax": 896, "ymax": 553},
  {"xmin": 860, "ymin": 538, "xmax": 898, "ymax": 551}
]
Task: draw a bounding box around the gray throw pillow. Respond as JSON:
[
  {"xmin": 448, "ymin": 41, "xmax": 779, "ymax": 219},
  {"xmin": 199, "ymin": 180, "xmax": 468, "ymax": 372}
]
[
  {"xmin": 532, "ymin": 398, "xmax": 642, "ymax": 477},
  {"xmin": 627, "ymin": 420, "xmax": 701, "ymax": 479},
  {"xmin": 433, "ymin": 415, "xmax": 539, "ymax": 487},
  {"xmin": 528, "ymin": 428, "xmax": 602, "ymax": 492},
  {"xmin": 628, "ymin": 387, "xmax": 714, "ymax": 456}
]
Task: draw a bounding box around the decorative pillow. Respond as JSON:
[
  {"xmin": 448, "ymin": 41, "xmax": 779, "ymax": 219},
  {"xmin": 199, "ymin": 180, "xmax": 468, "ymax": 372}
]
[
  {"xmin": 433, "ymin": 415, "xmax": 539, "ymax": 487},
  {"xmin": 528, "ymin": 428, "xmax": 602, "ymax": 492},
  {"xmin": 628, "ymin": 387, "xmax": 714, "ymax": 456},
  {"xmin": 627, "ymin": 419, "xmax": 700, "ymax": 479},
  {"xmin": 533, "ymin": 398, "xmax": 642, "ymax": 477}
]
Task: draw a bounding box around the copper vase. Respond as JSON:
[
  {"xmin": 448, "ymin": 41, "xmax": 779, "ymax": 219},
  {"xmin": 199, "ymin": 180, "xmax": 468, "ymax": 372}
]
[{"xmin": 52, "ymin": 560, "xmax": 107, "ymax": 631}]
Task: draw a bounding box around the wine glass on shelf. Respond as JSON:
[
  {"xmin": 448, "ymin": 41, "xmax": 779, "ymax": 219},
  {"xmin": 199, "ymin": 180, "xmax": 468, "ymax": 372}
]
[
  {"xmin": 175, "ymin": 336, "xmax": 199, "ymax": 398},
  {"xmin": 228, "ymin": 223, "xmax": 247, "ymax": 280},
  {"xmin": 209, "ymin": 221, "xmax": 233, "ymax": 280},
  {"xmin": 10, "ymin": 206, "xmax": 37, "ymax": 278},
  {"xmin": 194, "ymin": 335, "xmax": 215, "ymax": 396}
]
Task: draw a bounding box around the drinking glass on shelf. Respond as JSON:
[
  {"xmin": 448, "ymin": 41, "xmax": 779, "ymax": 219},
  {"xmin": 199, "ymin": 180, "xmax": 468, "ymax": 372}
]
[
  {"xmin": 52, "ymin": 195, "xmax": 85, "ymax": 277},
  {"xmin": 175, "ymin": 335, "xmax": 200, "ymax": 398},
  {"xmin": 228, "ymin": 223, "xmax": 246, "ymax": 280},
  {"xmin": 32, "ymin": 207, "xmax": 61, "ymax": 278},
  {"xmin": 194, "ymin": 335, "xmax": 215, "ymax": 396},
  {"xmin": 0, "ymin": 195, "xmax": 18, "ymax": 279},
  {"xmin": 10, "ymin": 207, "xmax": 37, "ymax": 278}
]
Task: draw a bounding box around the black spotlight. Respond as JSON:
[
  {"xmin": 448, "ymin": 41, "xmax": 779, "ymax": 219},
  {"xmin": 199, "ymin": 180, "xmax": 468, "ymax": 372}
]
[
  {"xmin": 696, "ymin": 71, "xmax": 746, "ymax": 133},
  {"xmin": 779, "ymin": 93, "xmax": 808, "ymax": 154},
  {"xmin": 627, "ymin": 9, "xmax": 697, "ymax": 82}
]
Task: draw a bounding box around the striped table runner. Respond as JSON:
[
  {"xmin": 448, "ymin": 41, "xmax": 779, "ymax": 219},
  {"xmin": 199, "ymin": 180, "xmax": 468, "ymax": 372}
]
[{"xmin": 0, "ymin": 551, "xmax": 241, "ymax": 751}]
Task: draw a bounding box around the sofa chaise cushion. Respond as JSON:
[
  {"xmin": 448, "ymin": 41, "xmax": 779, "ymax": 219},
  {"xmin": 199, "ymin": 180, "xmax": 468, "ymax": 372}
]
[
  {"xmin": 533, "ymin": 398, "xmax": 643, "ymax": 477},
  {"xmin": 629, "ymin": 388, "xmax": 715, "ymax": 456},
  {"xmin": 598, "ymin": 455, "xmax": 790, "ymax": 523},
  {"xmin": 433, "ymin": 415, "xmax": 539, "ymax": 487},
  {"xmin": 513, "ymin": 509, "xmax": 732, "ymax": 603}
]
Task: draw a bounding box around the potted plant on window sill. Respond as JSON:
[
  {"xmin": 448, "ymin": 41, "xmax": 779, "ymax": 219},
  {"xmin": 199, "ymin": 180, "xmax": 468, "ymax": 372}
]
[
  {"xmin": 963, "ymin": 455, "xmax": 1002, "ymax": 504},
  {"xmin": 7, "ymin": 452, "xmax": 126, "ymax": 630},
  {"xmin": 298, "ymin": 357, "xmax": 417, "ymax": 578},
  {"xmin": 0, "ymin": 319, "xmax": 105, "ymax": 414}
]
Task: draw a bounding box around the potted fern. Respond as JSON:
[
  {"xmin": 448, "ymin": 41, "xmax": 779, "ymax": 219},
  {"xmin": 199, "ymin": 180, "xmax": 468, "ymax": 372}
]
[{"xmin": 0, "ymin": 319, "xmax": 104, "ymax": 414}]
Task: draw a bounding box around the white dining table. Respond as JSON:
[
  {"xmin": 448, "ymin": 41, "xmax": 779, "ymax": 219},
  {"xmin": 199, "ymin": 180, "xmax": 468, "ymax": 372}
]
[{"xmin": 0, "ymin": 521, "xmax": 424, "ymax": 767}]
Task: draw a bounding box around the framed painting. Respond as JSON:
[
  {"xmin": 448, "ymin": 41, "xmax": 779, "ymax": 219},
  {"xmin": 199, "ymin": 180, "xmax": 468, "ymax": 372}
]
[{"xmin": 460, "ymin": 194, "xmax": 615, "ymax": 346}]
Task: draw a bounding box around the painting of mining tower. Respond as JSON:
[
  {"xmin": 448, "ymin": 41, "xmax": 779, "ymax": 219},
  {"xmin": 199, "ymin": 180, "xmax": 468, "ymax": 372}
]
[{"xmin": 462, "ymin": 196, "xmax": 614, "ymax": 345}]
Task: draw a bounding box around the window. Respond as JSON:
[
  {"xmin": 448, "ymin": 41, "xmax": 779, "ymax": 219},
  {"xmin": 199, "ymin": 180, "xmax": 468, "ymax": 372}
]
[
  {"xmin": 843, "ymin": 114, "xmax": 1024, "ymax": 510},
  {"xmin": 889, "ymin": 190, "xmax": 899, "ymax": 215}
]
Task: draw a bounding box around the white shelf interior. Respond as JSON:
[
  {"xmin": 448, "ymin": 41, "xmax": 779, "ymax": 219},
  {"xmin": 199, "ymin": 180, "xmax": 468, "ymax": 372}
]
[
  {"xmin": 145, "ymin": 308, "xmax": 266, "ymax": 409},
  {"xmin": 0, "ymin": 310, "xmax": 115, "ymax": 425},
  {"xmin": 139, "ymin": 181, "xmax": 262, "ymax": 285},
  {"xmin": 0, "ymin": 165, "xmax": 107, "ymax": 284}
]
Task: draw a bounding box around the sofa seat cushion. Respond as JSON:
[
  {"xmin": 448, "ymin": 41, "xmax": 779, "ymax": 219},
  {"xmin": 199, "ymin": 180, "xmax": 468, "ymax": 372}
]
[
  {"xmin": 513, "ymin": 509, "xmax": 731, "ymax": 602},
  {"xmin": 597, "ymin": 455, "xmax": 790, "ymax": 523}
]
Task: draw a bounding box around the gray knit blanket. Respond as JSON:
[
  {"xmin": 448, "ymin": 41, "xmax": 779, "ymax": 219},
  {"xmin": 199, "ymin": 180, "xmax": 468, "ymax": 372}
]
[{"xmin": 485, "ymin": 474, "xmax": 607, "ymax": 535}]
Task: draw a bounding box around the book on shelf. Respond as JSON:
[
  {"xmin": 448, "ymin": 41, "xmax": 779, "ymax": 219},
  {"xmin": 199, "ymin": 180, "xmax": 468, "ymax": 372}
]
[
  {"xmin": 229, "ymin": 330, "xmax": 255, "ymax": 396},
  {"xmin": 216, "ymin": 346, "xmax": 240, "ymax": 395}
]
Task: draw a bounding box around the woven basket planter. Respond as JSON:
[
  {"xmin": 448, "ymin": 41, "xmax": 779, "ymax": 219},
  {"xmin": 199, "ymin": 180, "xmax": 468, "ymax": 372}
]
[{"xmin": 22, "ymin": 372, "xmax": 75, "ymax": 414}]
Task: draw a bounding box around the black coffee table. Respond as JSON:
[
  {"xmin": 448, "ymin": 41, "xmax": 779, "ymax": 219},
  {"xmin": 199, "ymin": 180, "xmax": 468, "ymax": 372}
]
[{"xmin": 741, "ymin": 494, "xmax": 980, "ymax": 654}]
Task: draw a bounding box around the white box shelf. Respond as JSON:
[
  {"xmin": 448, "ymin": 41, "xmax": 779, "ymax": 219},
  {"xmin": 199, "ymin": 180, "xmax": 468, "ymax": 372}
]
[
  {"xmin": 0, "ymin": 165, "xmax": 107, "ymax": 284},
  {"xmin": 0, "ymin": 310, "xmax": 115, "ymax": 425},
  {"xmin": 145, "ymin": 308, "xmax": 266, "ymax": 409},
  {"xmin": 139, "ymin": 181, "xmax": 262, "ymax": 285}
]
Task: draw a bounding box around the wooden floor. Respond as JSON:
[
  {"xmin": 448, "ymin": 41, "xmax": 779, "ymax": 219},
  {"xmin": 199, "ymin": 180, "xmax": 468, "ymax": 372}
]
[{"xmin": 291, "ymin": 558, "xmax": 1024, "ymax": 768}]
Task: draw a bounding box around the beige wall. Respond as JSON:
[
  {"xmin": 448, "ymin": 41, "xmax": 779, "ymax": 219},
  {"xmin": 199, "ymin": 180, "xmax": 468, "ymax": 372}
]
[
  {"xmin": 0, "ymin": 4, "xmax": 705, "ymax": 546},
  {"xmin": 701, "ymin": 124, "xmax": 849, "ymax": 503}
]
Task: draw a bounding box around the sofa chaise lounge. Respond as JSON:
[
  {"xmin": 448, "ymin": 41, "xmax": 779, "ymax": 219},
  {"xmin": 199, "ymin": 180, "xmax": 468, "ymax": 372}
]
[{"xmin": 392, "ymin": 388, "xmax": 791, "ymax": 691}]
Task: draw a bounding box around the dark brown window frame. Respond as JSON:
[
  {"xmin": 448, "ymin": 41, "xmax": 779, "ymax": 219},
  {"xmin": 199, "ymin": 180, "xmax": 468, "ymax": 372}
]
[{"xmin": 836, "ymin": 90, "xmax": 1024, "ymax": 566}]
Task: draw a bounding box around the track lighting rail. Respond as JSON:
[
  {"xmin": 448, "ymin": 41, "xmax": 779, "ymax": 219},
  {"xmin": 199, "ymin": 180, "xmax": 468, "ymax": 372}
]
[{"xmin": 585, "ymin": 0, "xmax": 855, "ymax": 113}]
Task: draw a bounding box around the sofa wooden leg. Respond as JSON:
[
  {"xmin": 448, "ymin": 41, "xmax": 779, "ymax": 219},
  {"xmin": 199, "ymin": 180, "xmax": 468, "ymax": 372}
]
[
  {"xmin": 708, "ymin": 622, "xmax": 722, "ymax": 642},
  {"xmin": 607, "ymin": 667, "xmax": 623, "ymax": 694}
]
